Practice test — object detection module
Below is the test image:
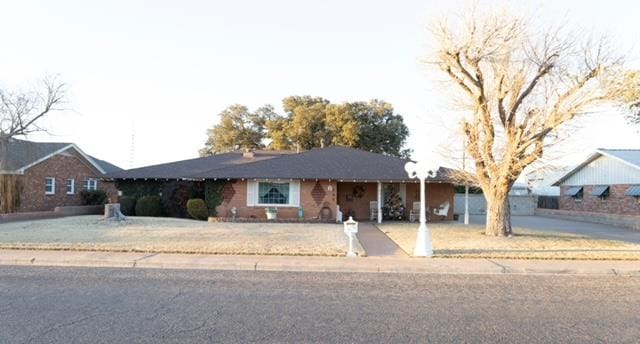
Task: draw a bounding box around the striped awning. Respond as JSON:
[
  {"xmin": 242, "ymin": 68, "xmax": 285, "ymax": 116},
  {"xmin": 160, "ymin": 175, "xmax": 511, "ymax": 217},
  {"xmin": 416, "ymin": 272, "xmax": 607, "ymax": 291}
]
[
  {"xmin": 564, "ymin": 186, "xmax": 583, "ymax": 196},
  {"xmin": 625, "ymin": 186, "xmax": 640, "ymax": 197},
  {"xmin": 591, "ymin": 185, "xmax": 610, "ymax": 197}
]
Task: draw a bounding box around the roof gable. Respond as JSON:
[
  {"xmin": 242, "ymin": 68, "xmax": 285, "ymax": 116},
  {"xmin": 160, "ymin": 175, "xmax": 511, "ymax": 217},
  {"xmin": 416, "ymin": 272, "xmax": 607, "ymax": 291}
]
[
  {"xmin": 597, "ymin": 149, "xmax": 640, "ymax": 170},
  {"xmin": 0, "ymin": 138, "xmax": 120, "ymax": 175},
  {"xmin": 552, "ymin": 149, "xmax": 640, "ymax": 186}
]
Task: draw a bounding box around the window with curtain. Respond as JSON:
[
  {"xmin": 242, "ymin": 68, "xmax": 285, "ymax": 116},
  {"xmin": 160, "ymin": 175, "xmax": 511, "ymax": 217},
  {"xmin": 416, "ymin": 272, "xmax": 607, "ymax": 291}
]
[{"xmin": 258, "ymin": 182, "xmax": 290, "ymax": 205}]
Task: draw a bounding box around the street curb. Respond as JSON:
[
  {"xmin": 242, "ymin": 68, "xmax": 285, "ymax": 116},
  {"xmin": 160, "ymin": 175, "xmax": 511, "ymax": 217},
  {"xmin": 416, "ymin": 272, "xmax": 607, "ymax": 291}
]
[{"xmin": 1, "ymin": 250, "xmax": 639, "ymax": 276}]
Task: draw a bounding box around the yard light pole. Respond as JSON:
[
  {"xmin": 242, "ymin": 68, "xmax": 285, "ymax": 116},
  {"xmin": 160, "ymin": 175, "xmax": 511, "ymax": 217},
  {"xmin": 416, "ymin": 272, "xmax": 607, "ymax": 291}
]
[{"xmin": 404, "ymin": 161, "xmax": 436, "ymax": 257}]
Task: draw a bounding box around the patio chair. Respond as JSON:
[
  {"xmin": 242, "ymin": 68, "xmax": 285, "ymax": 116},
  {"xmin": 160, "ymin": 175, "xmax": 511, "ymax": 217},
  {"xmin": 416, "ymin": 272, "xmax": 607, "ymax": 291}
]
[
  {"xmin": 369, "ymin": 201, "xmax": 379, "ymax": 221},
  {"xmin": 433, "ymin": 201, "xmax": 450, "ymax": 220},
  {"xmin": 409, "ymin": 202, "xmax": 420, "ymax": 222}
]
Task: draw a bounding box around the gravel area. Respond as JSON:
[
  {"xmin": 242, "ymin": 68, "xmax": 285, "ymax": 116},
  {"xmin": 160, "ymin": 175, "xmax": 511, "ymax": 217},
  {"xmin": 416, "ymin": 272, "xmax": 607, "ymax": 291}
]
[
  {"xmin": 0, "ymin": 216, "xmax": 364, "ymax": 256},
  {"xmin": 377, "ymin": 222, "xmax": 640, "ymax": 260}
]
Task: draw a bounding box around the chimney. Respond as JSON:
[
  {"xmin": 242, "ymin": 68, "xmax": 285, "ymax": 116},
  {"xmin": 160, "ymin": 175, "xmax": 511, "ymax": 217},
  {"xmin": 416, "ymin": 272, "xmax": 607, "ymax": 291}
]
[{"xmin": 242, "ymin": 148, "xmax": 255, "ymax": 158}]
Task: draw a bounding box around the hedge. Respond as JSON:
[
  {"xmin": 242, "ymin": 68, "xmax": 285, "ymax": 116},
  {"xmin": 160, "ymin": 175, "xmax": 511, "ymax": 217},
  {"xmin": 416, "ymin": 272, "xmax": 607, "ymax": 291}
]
[
  {"xmin": 204, "ymin": 180, "xmax": 225, "ymax": 216},
  {"xmin": 186, "ymin": 198, "xmax": 208, "ymax": 221},
  {"xmin": 135, "ymin": 195, "xmax": 162, "ymax": 217},
  {"xmin": 80, "ymin": 190, "xmax": 108, "ymax": 206},
  {"xmin": 119, "ymin": 196, "xmax": 137, "ymax": 216}
]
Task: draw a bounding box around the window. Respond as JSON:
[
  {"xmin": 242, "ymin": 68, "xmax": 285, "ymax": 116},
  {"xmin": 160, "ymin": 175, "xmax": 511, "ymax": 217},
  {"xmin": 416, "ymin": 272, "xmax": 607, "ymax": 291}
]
[
  {"xmin": 591, "ymin": 185, "xmax": 610, "ymax": 200},
  {"xmin": 45, "ymin": 177, "xmax": 55, "ymax": 195},
  {"xmin": 258, "ymin": 182, "xmax": 290, "ymax": 205},
  {"xmin": 84, "ymin": 179, "xmax": 98, "ymax": 191},
  {"xmin": 247, "ymin": 180, "xmax": 300, "ymax": 207},
  {"xmin": 66, "ymin": 179, "xmax": 75, "ymax": 195},
  {"xmin": 625, "ymin": 185, "xmax": 640, "ymax": 197},
  {"xmin": 565, "ymin": 186, "xmax": 583, "ymax": 201}
]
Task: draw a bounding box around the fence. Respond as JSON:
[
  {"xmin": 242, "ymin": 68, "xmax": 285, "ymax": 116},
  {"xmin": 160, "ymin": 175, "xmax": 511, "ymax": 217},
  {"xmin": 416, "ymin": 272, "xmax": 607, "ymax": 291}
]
[
  {"xmin": 453, "ymin": 194, "xmax": 538, "ymax": 216},
  {"xmin": 537, "ymin": 196, "xmax": 559, "ymax": 209},
  {"xmin": 0, "ymin": 205, "xmax": 103, "ymax": 223}
]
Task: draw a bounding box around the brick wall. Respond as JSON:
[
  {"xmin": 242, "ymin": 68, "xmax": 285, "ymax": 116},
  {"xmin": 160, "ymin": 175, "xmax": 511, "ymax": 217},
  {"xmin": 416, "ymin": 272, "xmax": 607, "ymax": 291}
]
[
  {"xmin": 559, "ymin": 185, "xmax": 640, "ymax": 216},
  {"xmin": 406, "ymin": 183, "xmax": 455, "ymax": 221},
  {"xmin": 336, "ymin": 182, "xmax": 378, "ymax": 221},
  {"xmin": 16, "ymin": 153, "xmax": 116, "ymax": 212},
  {"xmin": 215, "ymin": 180, "xmax": 338, "ymax": 220}
]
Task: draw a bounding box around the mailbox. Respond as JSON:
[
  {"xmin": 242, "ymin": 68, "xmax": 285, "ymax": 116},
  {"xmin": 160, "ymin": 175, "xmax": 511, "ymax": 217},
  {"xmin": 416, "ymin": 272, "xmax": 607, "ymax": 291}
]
[
  {"xmin": 343, "ymin": 216, "xmax": 358, "ymax": 258},
  {"xmin": 343, "ymin": 216, "xmax": 358, "ymax": 235}
]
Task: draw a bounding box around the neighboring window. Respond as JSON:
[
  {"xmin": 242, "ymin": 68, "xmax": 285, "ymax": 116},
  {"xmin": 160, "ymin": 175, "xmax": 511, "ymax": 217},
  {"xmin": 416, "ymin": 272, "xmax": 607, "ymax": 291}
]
[
  {"xmin": 565, "ymin": 186, "xmax": 583, "ymax": 200},
  {"xmin": 45, "ymin": 177, "xmax": 55, "ymax": 195},
  {"xmin": 84, "ymin": 179, "xmax": 98, "ymax": 191},
  {"xmin": 591, "ymin": 185, "xmax": 610, "ymax": 200},
  {"xmin": 66, "ymin": 179, "xmax": 75, "ymax": 195},
  {"xmin": 258, "ymin": 182, "xmax": 290, "ymax": 205},
  {"xmin": 625, "ymin": 185, "xmax": 640, "ymax": 198}
]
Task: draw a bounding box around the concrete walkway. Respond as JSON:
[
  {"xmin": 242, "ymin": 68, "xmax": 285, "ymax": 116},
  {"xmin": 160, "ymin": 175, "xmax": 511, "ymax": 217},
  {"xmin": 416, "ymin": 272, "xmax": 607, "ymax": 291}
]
[
  {"xmin": 2, "ymin": 249, "xmax": 639, "ymax": 276},
  {"xmin": 356, "ymin": 222, "xmax": 407, "ymax": 257}
]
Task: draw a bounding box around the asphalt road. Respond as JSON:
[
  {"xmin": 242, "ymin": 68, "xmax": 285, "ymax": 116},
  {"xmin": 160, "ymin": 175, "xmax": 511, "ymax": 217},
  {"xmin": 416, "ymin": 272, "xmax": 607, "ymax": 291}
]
[{"xmin": 1, "ymin": 266, "xmax": 639, "ymax": 343}]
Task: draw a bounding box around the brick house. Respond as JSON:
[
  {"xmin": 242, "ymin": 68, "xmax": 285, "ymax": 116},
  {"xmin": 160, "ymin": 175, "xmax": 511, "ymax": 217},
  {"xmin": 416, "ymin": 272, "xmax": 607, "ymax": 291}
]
[
  {"xmin": 0, "ymin": 138, "xmax": 121, "ymax": 213},
  {"xmin": 106, "ymin": 146, "xmax": 459, "ymax": 222},
  {"xmin": 553, "ymin": 149, "xmax": 640, "ymax": 216}
]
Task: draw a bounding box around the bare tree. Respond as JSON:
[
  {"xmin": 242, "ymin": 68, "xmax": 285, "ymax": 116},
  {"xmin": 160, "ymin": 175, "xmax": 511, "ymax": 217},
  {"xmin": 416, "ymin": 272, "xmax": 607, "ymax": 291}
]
[
  {"xmin": 431, "ymin": 9, "xmax": 632, "ymax": 236},
  {"xmin": 619, "ymin": 70, "xmax": 640, "ymax": 124},
  {"xmin": 0, "ymin": 77, "xmax": 66, "ymax": 213}
]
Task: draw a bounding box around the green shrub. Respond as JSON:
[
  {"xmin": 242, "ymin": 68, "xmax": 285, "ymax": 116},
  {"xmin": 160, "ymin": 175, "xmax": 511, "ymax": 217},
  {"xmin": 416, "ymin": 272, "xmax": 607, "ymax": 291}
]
[
  {"xmin": 205, "ymin": 180, "xmax": 225, "ymax": 216},
  {"xmin": 80, "ymin": 190, "xmax": 108, "ymax": 205},
  {"xmin": 135, "ymin": 195, "xmax": 162, "ymax": 217},
  {"xmin": 186, "ymin": 198, "xmax": 208, "ymax": 221},
  {"xmin": 119, "ymin": 196, "xmax": 137, "ymax": 216}
]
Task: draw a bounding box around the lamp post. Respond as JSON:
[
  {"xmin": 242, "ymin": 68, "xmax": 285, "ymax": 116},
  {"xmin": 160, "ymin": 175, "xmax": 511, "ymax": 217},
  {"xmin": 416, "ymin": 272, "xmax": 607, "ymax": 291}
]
[{"xmin": 404, "ymin": 161, "xmax": 436, "ymax": 257}]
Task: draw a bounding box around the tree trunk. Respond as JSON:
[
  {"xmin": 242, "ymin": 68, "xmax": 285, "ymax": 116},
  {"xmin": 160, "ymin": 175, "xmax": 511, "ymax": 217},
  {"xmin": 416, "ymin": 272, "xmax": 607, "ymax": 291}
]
[
  {"xmin": 485, "ymin": 195, "xmax": 512, "ymax": 236},
  {"xmin": 0, "ymin": 138, "xmax": 20, "ymax": 214}
]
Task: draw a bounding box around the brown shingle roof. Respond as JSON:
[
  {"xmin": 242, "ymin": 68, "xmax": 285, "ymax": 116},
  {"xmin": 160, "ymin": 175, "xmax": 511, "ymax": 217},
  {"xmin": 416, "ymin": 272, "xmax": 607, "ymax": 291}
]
[{"xmin": 108, "ymin": 146, "xmax": 459, "ymax": 183}]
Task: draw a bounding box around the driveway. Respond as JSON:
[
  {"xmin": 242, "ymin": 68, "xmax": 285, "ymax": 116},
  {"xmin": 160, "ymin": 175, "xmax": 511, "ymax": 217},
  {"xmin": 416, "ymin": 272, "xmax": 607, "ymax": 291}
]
[{"xmin": 466, "ymin": 215, "xmax": 640, "ymax": 244}]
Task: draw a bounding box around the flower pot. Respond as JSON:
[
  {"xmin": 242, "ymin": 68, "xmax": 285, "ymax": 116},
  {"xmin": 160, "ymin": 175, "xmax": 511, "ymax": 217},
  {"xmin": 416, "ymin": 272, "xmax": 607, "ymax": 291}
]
[{"xmin": 265, "ymin": 209, "xmax": 277, "ymax": 220}]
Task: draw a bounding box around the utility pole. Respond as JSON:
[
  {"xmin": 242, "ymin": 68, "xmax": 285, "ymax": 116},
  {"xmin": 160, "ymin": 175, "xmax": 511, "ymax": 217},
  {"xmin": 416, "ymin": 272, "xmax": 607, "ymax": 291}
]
[{"xmin": 463, "ymin": 141, "xmax": 469, "ymax": 225}]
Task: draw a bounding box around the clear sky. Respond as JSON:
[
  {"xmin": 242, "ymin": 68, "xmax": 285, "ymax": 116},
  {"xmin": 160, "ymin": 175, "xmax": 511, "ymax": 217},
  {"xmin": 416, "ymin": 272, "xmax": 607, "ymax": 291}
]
[{"xmin": 1, "ymin": 0, "xmax": 638, "ymax": 171}]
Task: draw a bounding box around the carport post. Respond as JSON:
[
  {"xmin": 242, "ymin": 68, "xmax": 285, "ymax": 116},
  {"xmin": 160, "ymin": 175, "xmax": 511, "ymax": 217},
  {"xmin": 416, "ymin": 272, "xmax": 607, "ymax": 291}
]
[{"xmin": 377, "ymin": 182, "xmax": 382, "ymax": 224}]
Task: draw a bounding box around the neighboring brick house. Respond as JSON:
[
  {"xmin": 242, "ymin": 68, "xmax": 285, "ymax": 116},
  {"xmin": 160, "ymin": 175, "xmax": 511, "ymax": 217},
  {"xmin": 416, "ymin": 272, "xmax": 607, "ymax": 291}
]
[
  {"xmin": 553, "ymin": 149, "xmax": 640, "ymax": 216},
  {"xmin": 0, "ymin": 138, "xmax": 121, "ymax": 213},
  {"xmin": 106, "ymin": 146, "xmax": 459, "ymax": 222}
]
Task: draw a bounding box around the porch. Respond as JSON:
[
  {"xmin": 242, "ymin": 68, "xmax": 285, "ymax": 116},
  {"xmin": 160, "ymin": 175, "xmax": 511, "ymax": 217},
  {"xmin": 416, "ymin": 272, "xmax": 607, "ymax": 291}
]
[{"xmin": 336, "ymin": 181, "xmax": 454, "ymax": 223}]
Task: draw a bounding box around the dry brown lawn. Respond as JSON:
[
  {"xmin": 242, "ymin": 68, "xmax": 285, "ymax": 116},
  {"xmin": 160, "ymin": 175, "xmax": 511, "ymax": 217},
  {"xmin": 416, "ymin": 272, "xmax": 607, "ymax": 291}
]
[
  {"xmin": 0, "ymin": 216, "xmax": 364, "ymax": 256},
  {"xmin": 377, "ymin": 222, "xmax": 640, "ymax": 260}
]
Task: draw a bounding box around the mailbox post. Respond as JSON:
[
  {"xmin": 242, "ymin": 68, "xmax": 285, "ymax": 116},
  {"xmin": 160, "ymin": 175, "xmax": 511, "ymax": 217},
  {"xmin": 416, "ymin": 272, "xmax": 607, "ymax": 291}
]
[{"xmin": 343, "ymin": 216, "xmax": 358, "ymax": 257}]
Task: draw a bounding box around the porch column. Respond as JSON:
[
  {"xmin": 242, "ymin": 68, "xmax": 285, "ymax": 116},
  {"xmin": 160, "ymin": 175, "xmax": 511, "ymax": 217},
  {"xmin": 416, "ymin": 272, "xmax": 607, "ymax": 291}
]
[{"xmin": 377, "ymin": 181, "xmax": 382, "ymax": 224}]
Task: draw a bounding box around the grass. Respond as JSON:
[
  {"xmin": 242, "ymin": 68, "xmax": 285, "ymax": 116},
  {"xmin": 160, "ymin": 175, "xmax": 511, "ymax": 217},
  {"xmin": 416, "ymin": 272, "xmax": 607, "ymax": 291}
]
[
  {"xmin": 0, "ymin": 215, "xmax": 364, "ymax": 257},
  {"xmin": 377, "ymin": 222, "xmax": 640, "ymax": 260}
]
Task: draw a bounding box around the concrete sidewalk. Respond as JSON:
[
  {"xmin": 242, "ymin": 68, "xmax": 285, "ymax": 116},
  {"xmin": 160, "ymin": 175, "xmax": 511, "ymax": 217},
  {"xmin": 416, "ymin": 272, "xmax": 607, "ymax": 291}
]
[
  {"xmin": 356, "ymin": 222, "xmax": 407, "ymax": 257},
  {"xmin": 1, "ymin": 249, "xmax": 639, "ymax": 276}
]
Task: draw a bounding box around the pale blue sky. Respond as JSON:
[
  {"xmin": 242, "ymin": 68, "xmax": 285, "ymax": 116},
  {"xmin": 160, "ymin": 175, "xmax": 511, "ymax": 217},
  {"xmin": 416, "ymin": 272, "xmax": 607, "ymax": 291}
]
[{"xmin": 1, "ymin": 0, "xmax": 638, "ymax": 170}]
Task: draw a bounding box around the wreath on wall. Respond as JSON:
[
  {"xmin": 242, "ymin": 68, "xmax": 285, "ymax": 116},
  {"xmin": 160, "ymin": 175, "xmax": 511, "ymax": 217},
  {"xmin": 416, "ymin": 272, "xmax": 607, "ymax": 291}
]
[{"xmin": 352, "ymin": 185, "xmax": 366, "ymax": 199}]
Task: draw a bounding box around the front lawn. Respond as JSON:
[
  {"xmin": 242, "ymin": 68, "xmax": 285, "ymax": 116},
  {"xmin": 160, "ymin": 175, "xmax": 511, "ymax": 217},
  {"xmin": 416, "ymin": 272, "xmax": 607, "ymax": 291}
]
[
  {"xmin": 377, "ymin": 222, "xmax": 640, "ymax": 260},
  {"xmin": 0, "ymin": 216, "xmax": 364, "ymax": 257}
]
